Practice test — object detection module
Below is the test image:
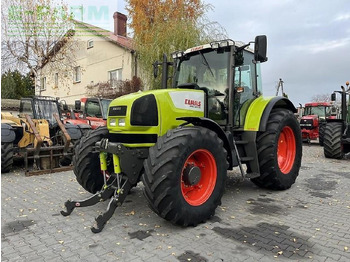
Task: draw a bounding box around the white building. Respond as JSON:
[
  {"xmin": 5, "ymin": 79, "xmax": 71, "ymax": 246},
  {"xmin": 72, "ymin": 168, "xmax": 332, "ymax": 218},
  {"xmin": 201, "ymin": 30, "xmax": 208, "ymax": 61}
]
[{"xmin": 39, "ymin": 12, "xmax": 139, "ymax": 104}]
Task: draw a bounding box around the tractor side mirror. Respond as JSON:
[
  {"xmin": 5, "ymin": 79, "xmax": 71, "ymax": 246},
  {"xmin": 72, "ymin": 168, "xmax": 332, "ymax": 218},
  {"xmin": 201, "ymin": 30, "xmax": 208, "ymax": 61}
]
[
  {"xmin": 331, "ymin": 93, "xmax": 336, "ymax": 101},
  {"xmin": 254, "ymin": 35, "xmax": 268, "ymax": 63},
  {"xmin": 153, "ymin": 61, "xmax": 159, "ymax": 78},
  {"xmin": 60, "ymin": 100, "xmax": 68, "ymax": 111},
  {"xmin": 75, "ymin": 100, "xmax": 81, "ymax": 111}
]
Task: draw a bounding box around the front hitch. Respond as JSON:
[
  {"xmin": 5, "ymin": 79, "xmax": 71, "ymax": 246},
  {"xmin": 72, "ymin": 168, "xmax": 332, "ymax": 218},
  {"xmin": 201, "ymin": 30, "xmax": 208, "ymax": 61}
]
[{"xmin": 61, "ymin": 139, "xmax": 148, "ymax": 233}]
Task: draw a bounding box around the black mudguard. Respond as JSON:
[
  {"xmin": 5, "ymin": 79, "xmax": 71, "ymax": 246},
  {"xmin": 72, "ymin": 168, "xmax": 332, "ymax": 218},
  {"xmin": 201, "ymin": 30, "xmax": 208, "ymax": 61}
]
[
  {"xmin": 1, "ymin": 123, "xmax": 16, "ymax": 143},
  {"xmin": 64, "ymin": 124, "xmax": 82, "ymax": 140}
]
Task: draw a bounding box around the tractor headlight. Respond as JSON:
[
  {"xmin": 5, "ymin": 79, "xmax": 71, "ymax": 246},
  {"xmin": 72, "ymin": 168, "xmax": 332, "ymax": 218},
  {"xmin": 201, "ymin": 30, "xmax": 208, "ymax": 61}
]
[
  {"xmin": 109, "ymin": 118, "xmax": 117, "ymax": 127},
  {"xmin": 118, "ymin": 118, "xmax": 126, "ymax": 127}
]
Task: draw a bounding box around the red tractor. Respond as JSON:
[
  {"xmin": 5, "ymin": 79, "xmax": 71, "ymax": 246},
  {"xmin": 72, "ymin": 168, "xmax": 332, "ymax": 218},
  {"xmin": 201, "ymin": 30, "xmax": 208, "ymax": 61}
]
[
  {"xmin": 64, "ymin": 97, "xmax": 112, "ymax": 130},
  {"xmin": 299, "ymin": 102, "xmax": 336, "ymax": 145}
]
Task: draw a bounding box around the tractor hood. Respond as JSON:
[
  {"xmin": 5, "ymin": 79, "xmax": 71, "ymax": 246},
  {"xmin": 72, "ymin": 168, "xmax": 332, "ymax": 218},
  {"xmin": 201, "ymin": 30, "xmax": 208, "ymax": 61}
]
[{"xmin": 107, "ymin": 89, "xmax": 205, "ymax": 146}]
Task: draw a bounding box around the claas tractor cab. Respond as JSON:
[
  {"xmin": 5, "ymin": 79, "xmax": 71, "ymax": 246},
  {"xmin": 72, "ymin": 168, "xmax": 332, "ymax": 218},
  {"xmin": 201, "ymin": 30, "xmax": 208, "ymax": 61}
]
[
  {"xmin": 323, "ymin": 81, "xmax": 350, "ymax": 159},
  {"xmin": 1, "ymin": 96, "xmax": 86, "ymax": 175},
  {"xmin": 62, "ymin": 35, "xmax": 302, "ymax": 233},
  {"xmin": 65, "ymin": 97, "xmax": 112, "ymax": 129},
  {"xmin": 299, "ymin": 102, "xmax": 335, "ymax": 145}
]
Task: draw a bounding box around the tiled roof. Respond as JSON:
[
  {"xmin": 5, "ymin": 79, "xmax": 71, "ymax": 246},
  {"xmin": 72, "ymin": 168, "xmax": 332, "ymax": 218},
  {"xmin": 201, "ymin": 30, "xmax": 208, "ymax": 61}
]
[{"xmin": 73, "ymin": 20, "xmax": 134, "ymax": 51}]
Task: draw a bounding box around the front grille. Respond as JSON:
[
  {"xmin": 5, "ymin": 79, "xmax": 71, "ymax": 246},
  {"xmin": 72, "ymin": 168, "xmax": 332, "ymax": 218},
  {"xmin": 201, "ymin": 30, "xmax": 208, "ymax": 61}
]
[
  {"xmin": 300, "ymin": 119, "xmax": 314, "ymax": 130},
  {"xmin": 108, "ymin": 133, "xmax": 157, "ymax": 144},
  {"xmin": 109, "ymin": 106, "xmax": 127, "ymax": 116}
]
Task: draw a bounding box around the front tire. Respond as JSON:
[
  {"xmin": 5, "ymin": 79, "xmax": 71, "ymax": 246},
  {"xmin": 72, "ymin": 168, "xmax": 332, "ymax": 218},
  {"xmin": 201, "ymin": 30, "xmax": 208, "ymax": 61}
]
[
  {"xmin": 73, "ymin": 127, "xmax": 109, "ymax": 193},
  {"xmin": 251, "ymin": 108, "xmax": 302, "ymax": 190},
  {"xmin": 142, "ymin": 127, "xmax": 227, "ymax": 226},
  {"xmin": 1, "ymin": 142, "xmax": 13, "ymax": 173},
  {"xmin": 323, "ymin": 122, "xmax": 343, "ymax": 159}
]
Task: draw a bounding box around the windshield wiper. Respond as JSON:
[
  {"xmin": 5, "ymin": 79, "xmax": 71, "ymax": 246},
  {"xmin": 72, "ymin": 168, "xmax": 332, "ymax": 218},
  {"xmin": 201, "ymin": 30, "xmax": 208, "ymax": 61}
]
[{"xmin": 199, "ymin": 51, "xmax": 214, "ymax": 78}]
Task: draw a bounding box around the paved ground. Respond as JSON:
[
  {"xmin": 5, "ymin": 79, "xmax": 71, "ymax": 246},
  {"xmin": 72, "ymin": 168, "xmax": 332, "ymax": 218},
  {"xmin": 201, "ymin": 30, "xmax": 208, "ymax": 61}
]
[{"xmin": 1, "ymin": 143, "xmax": 350, "ymax": 261}]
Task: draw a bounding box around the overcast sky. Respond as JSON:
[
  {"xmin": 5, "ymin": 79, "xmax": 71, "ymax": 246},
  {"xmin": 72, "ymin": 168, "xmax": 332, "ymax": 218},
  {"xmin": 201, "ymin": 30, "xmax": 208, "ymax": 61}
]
[
  {"xmin": 201, "ymin": 0, "xmax": 350, "ymax": 106},
  {"xmin": 69, "ymin": 0, "xmax": 350, "ymax": 106}
]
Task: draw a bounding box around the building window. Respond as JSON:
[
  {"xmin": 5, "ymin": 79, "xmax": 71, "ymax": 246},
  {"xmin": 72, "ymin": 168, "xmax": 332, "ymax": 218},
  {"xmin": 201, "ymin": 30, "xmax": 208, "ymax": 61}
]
[
  {"xmin": 73, "ymin": 66, "xmax": 81, "ymax": 83},
  {"xmin": 109, "ymin": 69, "xmax": 122, "ymax": 87},
  {"xmin": 54, "ymin": 73, "xmax": 58, "ymax": 88},
  {"xmin": 87, "ymin": 39, "xmax": 94, "ymax": 49},
  {"xmin": 40, "ymin": 77, "xmax": 46, "ymax": 90}
]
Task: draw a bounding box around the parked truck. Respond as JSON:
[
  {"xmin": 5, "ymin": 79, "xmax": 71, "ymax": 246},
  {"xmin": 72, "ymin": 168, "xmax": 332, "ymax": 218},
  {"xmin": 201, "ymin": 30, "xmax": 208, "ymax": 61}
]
[{"xmin": 64, "ymin": 97, "xmax": 112, "ymax": 129}]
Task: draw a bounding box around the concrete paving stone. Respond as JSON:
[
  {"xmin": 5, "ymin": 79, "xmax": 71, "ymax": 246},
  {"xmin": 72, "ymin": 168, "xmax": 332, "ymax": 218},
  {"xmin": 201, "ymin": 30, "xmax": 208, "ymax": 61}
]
[
  {"xmin": 325, "ymin": 258, "xmax": 338, "ymax": 262},
  {"xmin": 60, "ymin": 255, "xmax": 81, "ymax": 262},
  {"xmin": 21, "ymin": 251, "xmax": 44, "ymax": 260},
  {"xmin": 339, "ymin": 256, "xmax": 350, "ymax": 262},
  {"xmin": 332, "ymin": 249, "xmax": 350, "ymax": 259},
  {"xmin": 313, "ymin": 257, "xmax": 328, "ymax": 262},
  {"xmin": 1, "ymin": 247, "xmax": 17, "ymax": 256},
  {"xmin": 1, "ymin": 255, "xmax": 23, "ymax": 262},
  {"xmin": 44, "ymin": 257, "xmax": 66, "ymax": 262},
  {"xmin": 17, "ymin": 245, "xmax": 36, "ymax": 255}
]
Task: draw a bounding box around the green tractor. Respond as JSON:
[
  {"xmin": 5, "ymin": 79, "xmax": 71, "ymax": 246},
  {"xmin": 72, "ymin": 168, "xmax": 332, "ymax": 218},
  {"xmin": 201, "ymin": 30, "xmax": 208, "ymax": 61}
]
[
  {"xmin": 323, "ymin": 81, "xmax": 350, "ymax": 159},
  {"xmin": 61, "ymin": 36, "xmax": 302, "ymax": 233}
]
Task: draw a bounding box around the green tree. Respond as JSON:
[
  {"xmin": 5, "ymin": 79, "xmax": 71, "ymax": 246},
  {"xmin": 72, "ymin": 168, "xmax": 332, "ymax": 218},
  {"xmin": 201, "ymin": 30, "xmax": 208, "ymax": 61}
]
[
  {"xmin": 126, "ymin": 0, "xmax": 227, "ymax": 89},
  {"xmin": 1, "ymin": 70, "xmax": 35, "ymax": 99}
]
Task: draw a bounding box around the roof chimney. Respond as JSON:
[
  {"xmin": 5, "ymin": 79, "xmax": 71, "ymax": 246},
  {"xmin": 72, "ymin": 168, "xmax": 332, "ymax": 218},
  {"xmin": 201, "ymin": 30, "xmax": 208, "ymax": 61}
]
[{"xmin": 113, "ymin": 12, "xmax": 127, "ymax": 37}]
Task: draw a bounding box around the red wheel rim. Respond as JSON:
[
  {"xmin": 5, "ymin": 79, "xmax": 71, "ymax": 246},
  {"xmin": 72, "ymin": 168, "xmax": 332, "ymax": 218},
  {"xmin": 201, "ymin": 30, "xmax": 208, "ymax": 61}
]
[
  {"xmin": 181, "ymin": 149, "xmax": 217, "ymax": 206},
  {"xmin": 277, "ymin": 126, "xmax": 296, "ymax": 174}
]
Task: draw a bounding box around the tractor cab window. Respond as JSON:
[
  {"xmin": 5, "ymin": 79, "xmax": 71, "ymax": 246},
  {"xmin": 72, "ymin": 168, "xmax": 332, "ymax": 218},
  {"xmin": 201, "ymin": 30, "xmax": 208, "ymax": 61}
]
[
  {"xmin": 20, "ymin": 100, "xmax": 34, "ymax": 118},
  {"xmin": 100, "ymin": 99, "xmax": 112, "ymax": 119},
  {"xmin": 176, "ymin": 49, "xmax": 229, "ymax": 94},
  {"xmin": 303, "ymin": 106, "xmax": 330, "ymax": 119},
  {"xmin": 33, "ymin": 100, "xmax": 60, "ymax": 125},
  {"xmin": 233, "ymin": 51, "xmax": 256, "ymax": 127},
  {"xmin": 175, "ymin": 48, "xmax": 230, "ymax": 124},
  {"xmin": 86, "ymin": 100, "xmax": 102, "ymax": 118}
]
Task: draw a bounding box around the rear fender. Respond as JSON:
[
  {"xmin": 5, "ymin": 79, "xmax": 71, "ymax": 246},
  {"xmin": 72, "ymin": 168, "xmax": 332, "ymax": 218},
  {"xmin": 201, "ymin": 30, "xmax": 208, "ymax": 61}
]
[{"xmin": 244, "ymin": 96, "xmax": 296, "ymax": 132}]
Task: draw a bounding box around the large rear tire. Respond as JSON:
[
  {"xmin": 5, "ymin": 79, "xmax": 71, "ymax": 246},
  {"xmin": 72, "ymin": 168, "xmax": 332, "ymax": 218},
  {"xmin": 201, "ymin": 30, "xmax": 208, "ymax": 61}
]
[
  {"xmin": 323, "ymin": 122, "xmax": 344, "ymax": 159},
  {"xmin": 142, "ymin": 127, "xmax": 227, "ymax": 226},
  {"xmin": 73, "ymin": 127, "xmax": 109, "ymax": 193},
  {"xmin": 1, "ymin": 142, "xmax": 13, "ymax": 173},
  {"xmin": 251, "ymin": 108, "xmax": 302, "ymax": 190}
]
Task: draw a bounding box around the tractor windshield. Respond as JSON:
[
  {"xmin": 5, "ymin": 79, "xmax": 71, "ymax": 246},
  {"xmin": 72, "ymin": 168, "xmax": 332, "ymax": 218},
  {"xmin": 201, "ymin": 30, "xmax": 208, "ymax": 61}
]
[
  {"xmin": 303, "ymin": 106, "xmax": 330, "ymax": 118},
  {"xmin": 175, "ymin": 48, "xmax": 230, "ymax": 95},
  {"xmin": 34, "ymin": 99, "xmax": 60, "ymax": 125},
  {"xmin": 175, "ymin": 48, "xmax": 230, "ymax": 123}
]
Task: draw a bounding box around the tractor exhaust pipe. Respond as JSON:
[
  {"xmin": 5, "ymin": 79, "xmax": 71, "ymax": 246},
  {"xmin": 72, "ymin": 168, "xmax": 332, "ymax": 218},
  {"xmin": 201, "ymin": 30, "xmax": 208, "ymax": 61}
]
[{"xmin": 153, "ymin": 54, "xmax": 173, "ymax": 89}]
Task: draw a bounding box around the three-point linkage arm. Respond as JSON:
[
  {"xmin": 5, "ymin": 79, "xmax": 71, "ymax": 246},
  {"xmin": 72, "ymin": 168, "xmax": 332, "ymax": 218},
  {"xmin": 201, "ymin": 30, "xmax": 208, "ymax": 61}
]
[{"xmin": 60, "ymin": 139, "xmax": 148, "ymax": 233}]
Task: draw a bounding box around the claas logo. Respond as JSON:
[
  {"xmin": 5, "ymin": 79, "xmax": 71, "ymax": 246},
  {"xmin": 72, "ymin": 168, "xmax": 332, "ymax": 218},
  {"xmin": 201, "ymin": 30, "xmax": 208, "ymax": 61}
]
[{"xmin": 184, "ymin": 99, "xmax": 201, "ymax": 108}]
